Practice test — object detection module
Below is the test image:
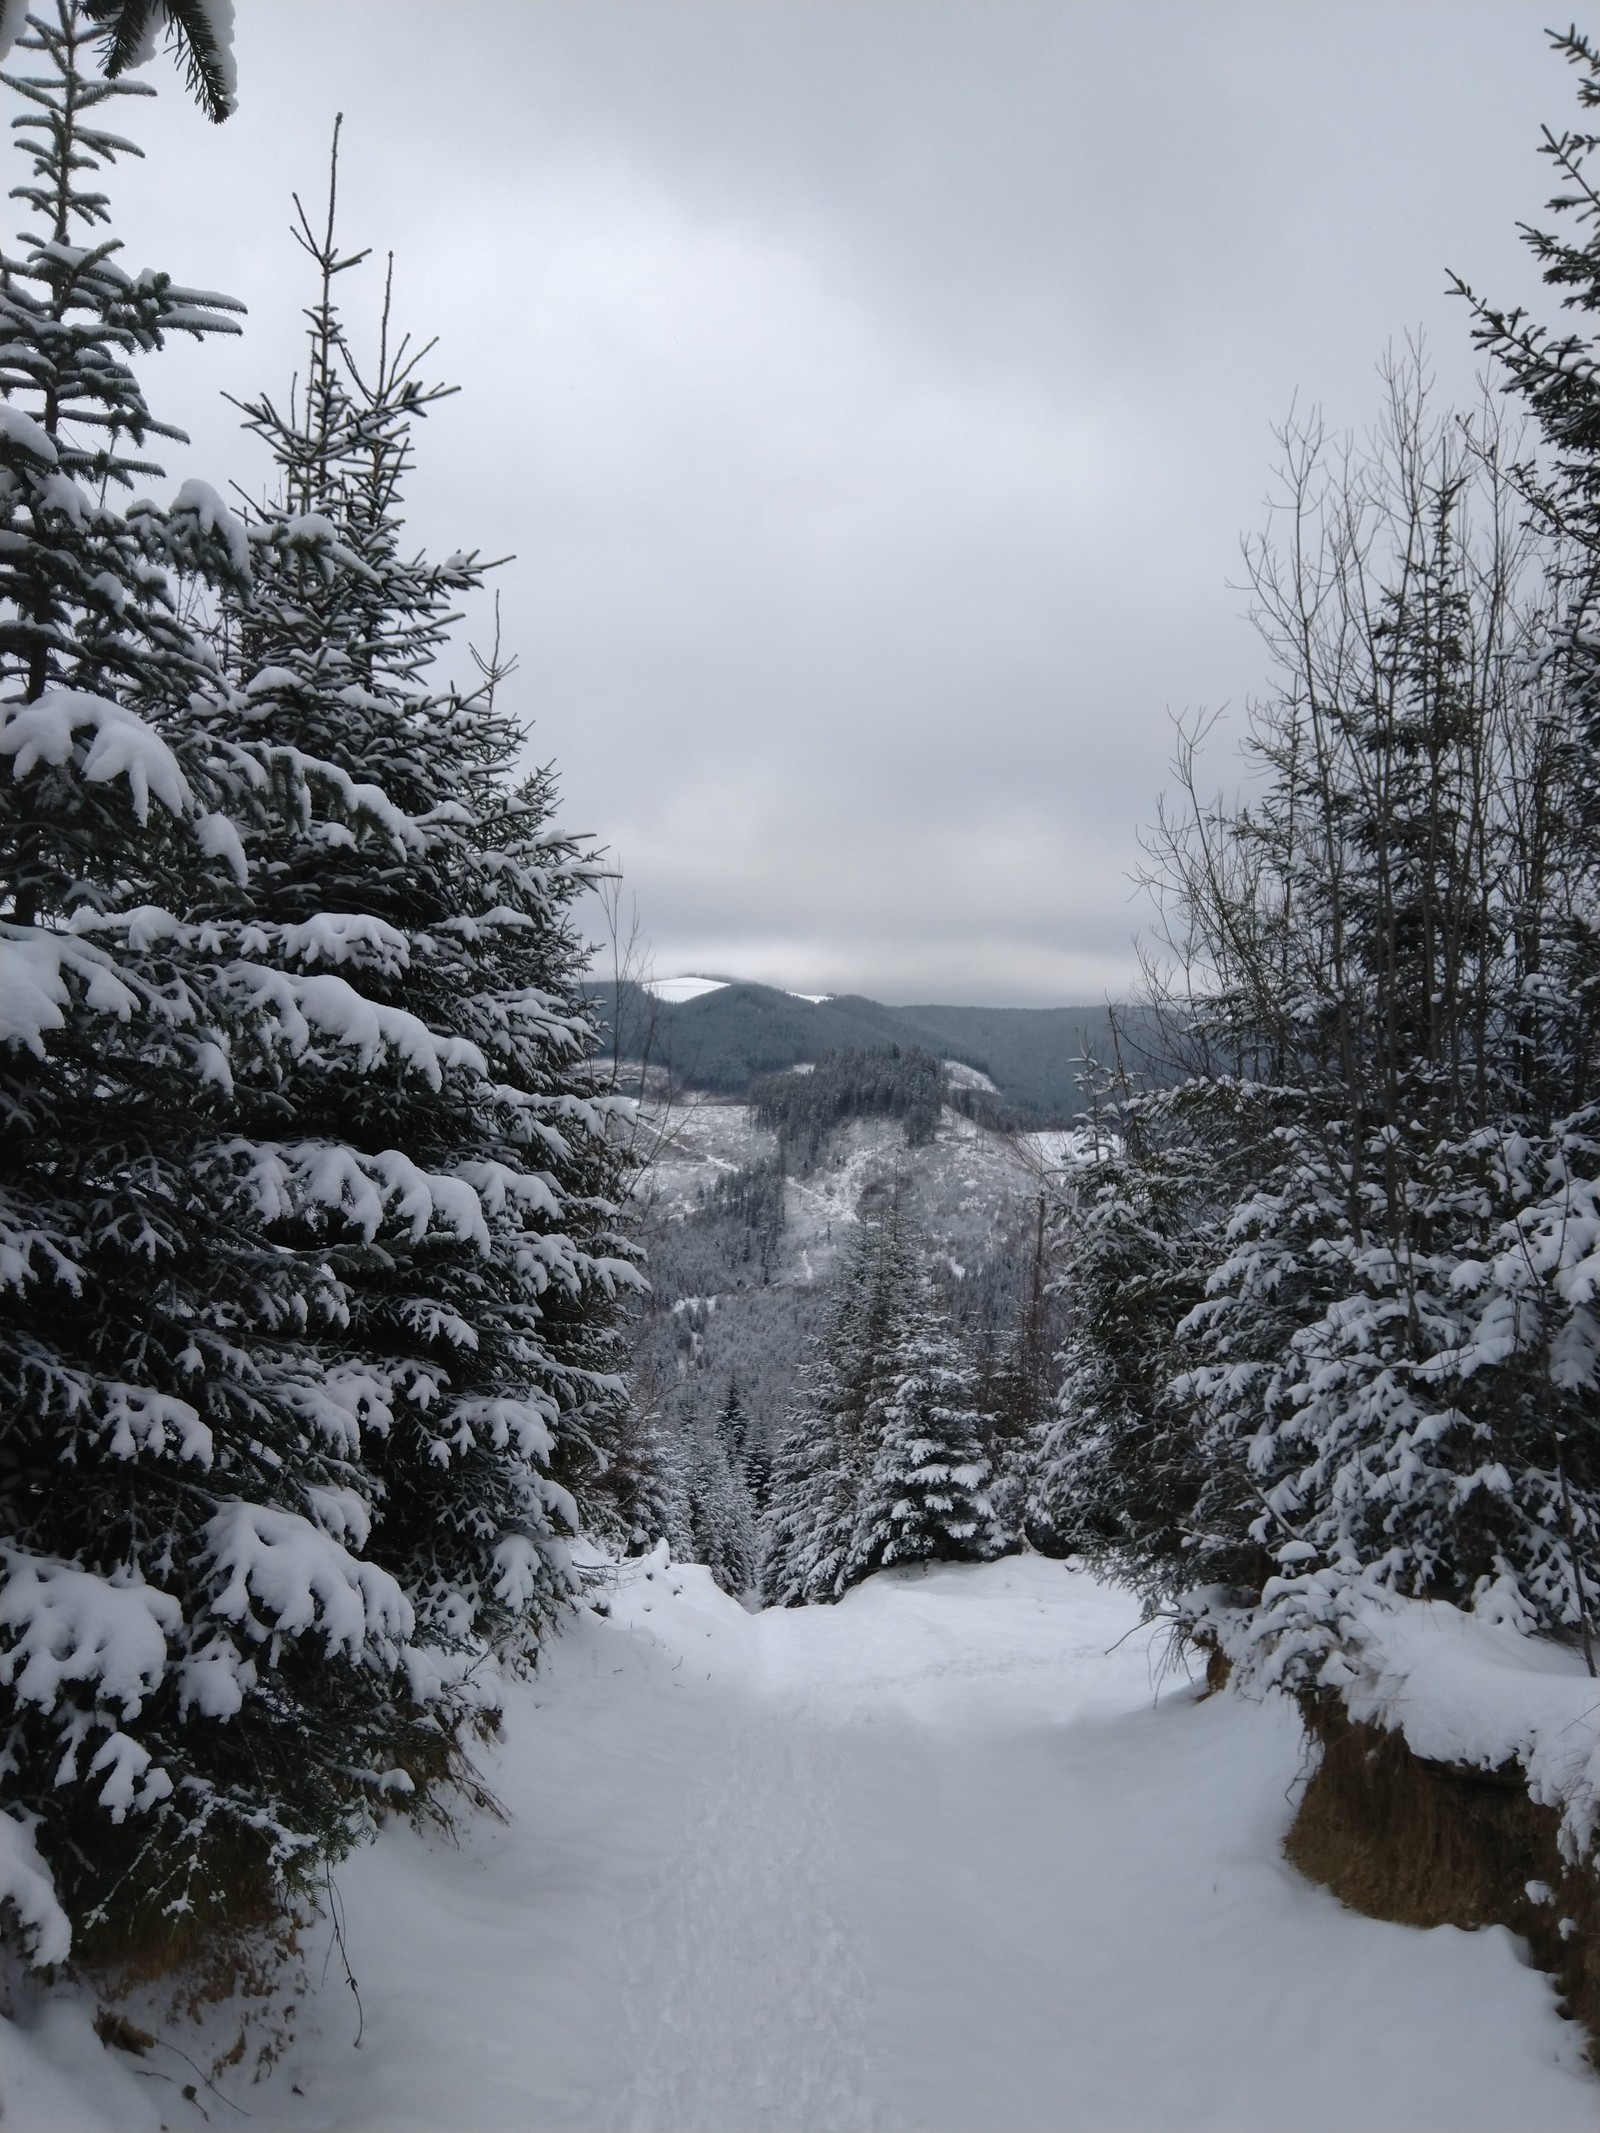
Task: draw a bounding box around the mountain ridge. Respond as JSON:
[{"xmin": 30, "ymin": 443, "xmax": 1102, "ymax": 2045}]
[{"xmin": 590, "ymin": 978, "xmax": 1164, "ymax": 1122}]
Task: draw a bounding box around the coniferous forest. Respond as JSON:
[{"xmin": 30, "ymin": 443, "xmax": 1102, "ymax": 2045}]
[{"xmin": 8, "ymin": 5, "xmax": 1600, "ymax": 2125}]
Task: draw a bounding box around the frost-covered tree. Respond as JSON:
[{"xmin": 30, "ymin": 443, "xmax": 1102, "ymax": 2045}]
[
  {"xmin": 0, "ymin": 17, "xmax": 637, "ymax": 1975},
  {"xmin": 684, "ymin": 1392, "xmax": 756, "ymax": 1594},
  {"xmin": 0, "ymin": 4, "xmax": 440, "ymax": 1968},
  {"xmin": 1044, "ymin": 349, "xmax": 1600, "ymax": 1638},
  {"xmin": 202, "ymin": 139, "xmax": 640, "ymax": 1667},
  {"xmin": 855, "ymin": 1284, "xmax": 998, "ymax": 1572},
  {"xmin": 762, "ymin": 1193, "xmax": 923, "ymax": 1604}
]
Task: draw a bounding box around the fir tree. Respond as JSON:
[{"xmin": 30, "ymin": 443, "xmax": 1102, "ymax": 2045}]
[
  {"xmin": 1030, "ymin": 1084, "xmax": 1240, "ymax": 1585},
  {"xmin": 0, "ymin": 4, "xmax": 438, "ymax": 1967},
  {"xmin": 685, "ymin": 1391, "xmax": 756, "ymax": 1594},
  {"xmin": 0, "ymin": 0, "xmax": 236, "ymax": 124},
  {"xmin": 1044, "ymin": 349, "xmax": 1600, "ymax": 1641},
  {"xmin": 1, "ymin": 22, "xmax": 639, "ymax": 1973},
  {"xmin": 761, "ymin": 1192, "xmax": 921, "ymax": 1604},
  {"xmin": 590, "ymin": 1391, "xmax": 674, "ymax": 1556},
  {"xmin": 980, "ymin": 1192, "xmax": 1051, "ymax": 1549},
  {"xmin": 82, "ymin": 0, "xmax": 234, "ymax": 121},
  {"xmin": 203, "ymin": 137, "xmax": 641, "ymax": 1669},
  {"xmin": 855, "ymin": 1282, "xmax": 999, "ymax": 1572},
  {"xmin": 716, "ymin": 1375, "xmax": 749, "ymax": 1473},
  {"xmin": 722, "ymin": 1376, "xmax": 772, "ymax": 1511}
]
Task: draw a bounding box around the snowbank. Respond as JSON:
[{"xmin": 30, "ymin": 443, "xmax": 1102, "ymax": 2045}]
[
  {"xmin": 1219, "ymin": 1570, "xmax": 1600, "ymax": 1861},
  {"xmin": 1341, "ymin": 1598, "xmax": 1600, "ymax": 1856}
]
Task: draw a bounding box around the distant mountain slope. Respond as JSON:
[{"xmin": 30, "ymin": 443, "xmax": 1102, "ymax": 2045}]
[
  {"xmin": 590, "ymin": 980, "xmax": 1168, "ymax": 1123},
  {"xmin": 886, "ymin": 1001, "xmax": 1167, "ymax": 1118}
]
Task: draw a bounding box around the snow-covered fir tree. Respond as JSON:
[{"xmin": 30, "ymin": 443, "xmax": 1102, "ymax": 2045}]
[
  {"xmin": 0, "ymin": 3, "xmax": 432, "ymax": 1967},
  {"xmin": 721, "ymin": 1376, "xmax": 772, "ymax": 1512},
  {"xmin": 763, "ymin": 1192, "xmax": 977, "ymax": 1604},
  {"xmin": 594, "ymin": 1390, "xmax": 676, "ymax": 1557},
  {"xmin": 761, "ymin": 1196, "xmax": 906, "ymax": 1603},
  {"xmin": 684, "ymin": 1390, "xmax": 757, "ymax": 1594},
  {"xmin": 1449, "ymin": 28, "xmax": 1600, "ymax": 1625},
  {"xmin": 1040, "ymin": 345, "xmax": 1600, "ymax": 1642},
  {"xmin": 0, "ymin": 16, "xmax": 638, "ymax": 1972},
  {"xmin": 1029, "ymin": 1085, "xmax": 1243, "ymax": 1583},
  {"xmin": 854, "ymin": 1281, "xmax": 999, "ymax": 1572},
  {"xmin": 977, "ymin": 1192, "xmax": 1052, "ymax": 1549},
  {"xmin": 204, "ymin": 141, "xmax": 641, "ymax": 1674}
]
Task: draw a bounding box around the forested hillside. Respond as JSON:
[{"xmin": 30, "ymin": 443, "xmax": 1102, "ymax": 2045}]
[
  {"xmin": 621, "ymin": 1045, "xmax": 1066, "ymax": 1600},
  {"xmin": 590, "ymin": 977, "xmax": 1168, "ymax": 1120}
]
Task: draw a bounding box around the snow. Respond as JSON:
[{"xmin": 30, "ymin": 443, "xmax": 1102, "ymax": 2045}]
[
  {"xmin": 1021, "ymin": 1124, "xmax": 1114, "ymax": 1171},
  {"xmin": 0, "ymin": 925, "xmax": 139, "ymax": 1055},
  {"xmin": 248, "ymin": 912, "xmax": 412, "ymax": 974},
  {"xmin": 941, "ymin": 1058, "xmax": 997, "ymax": 1093},
  {"xmin": 1345, "ymin": 1599, "xmax": 1600, "ymax": 1853},
  {"xmin": 0, "ymin": 690, "xmax": 191, "ymax": 823},
  {"xmin": 645, "ymin": 975, "xmax": 730, "ymax": 1003},
  {"xmin": 237, "ymin": 966, "xmax": 488, "ymax": 1088},
  {"xmin": 0, "ymin": 1814, "xmax": 71, "ymax": 1969},
  {"xmin": 1232, "ymin": 1571, "xmax": 1600, "ymax": 1861},
  {"xmin": 0, "ymin": 403, "xmax": 57, "ymax": 464},
  {"xmin": 193, "ymin": 807, "xmax": 249, "ymax": 884},
  {"xmin": 17, "ymin": 0, "xmax": 243, "ymax": 115},
  {"xmin": 4, "ymin": 1557, "xmax": 1593, "ymax": 2131},
  {"xmin": 0, "ymin": 1552, "xmax": 178, "ymax": 1724},
  {"xmin": 639, "ymin": 976, "xmax": 832, "ymax": 1004},
  {"xmin": 203, "ymin": 1503, "xmax": 413, "ymax": 1661},
  {"xmin": 94, "ymin": 1383, "xmax": 213, "ymax": 1467},
  {"xmin": 170, "ymin": 478, "xmax": 250, "ymax": 577}
]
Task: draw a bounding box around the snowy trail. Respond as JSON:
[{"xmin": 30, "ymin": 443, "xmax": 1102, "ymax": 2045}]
[{"xmin": 7, "ymin": 1556, "xmax": 1598, "ymax": 2131}]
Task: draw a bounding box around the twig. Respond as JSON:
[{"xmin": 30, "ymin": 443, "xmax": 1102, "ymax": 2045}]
[
  {"xmin": 152, "ymin": 2036, "xmax": 249, "ymax": 2116},
  {"xmin": 323, "ymin": 1862, "xmax": 365, "ymax": 2048}
]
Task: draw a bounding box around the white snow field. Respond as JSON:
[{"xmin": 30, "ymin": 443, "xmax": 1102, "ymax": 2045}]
[{"xmin": 6, "ymin": 1555, "xmax": 1597, "ymax": 2132}]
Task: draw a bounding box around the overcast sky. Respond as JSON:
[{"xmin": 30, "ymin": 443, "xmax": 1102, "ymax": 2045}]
[{"xmin": 104, "ymin": 1, "xmax": 1564, "ymax": 1005}]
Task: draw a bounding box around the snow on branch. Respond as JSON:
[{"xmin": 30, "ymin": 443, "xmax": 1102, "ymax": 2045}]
[
  {"xmin": 93, "ymin": 1381, "xmax": 213, "ymax": 1465},
  {"xmin": 0, "ymin": 924, "xmax": 143, "ymax": 1054},
  {"xmin": 169, "ymin": 475, "xmax": 249, "ymax": 576},
  {"xmin": 231, "ymin": 1139, "xmax": 495, "ymax": 1250},
  {"xmin": 283, "ymin": 1369, "xmax": 396, "ymax": 1456},
  {"xmin": 443, "ymin": 1396, "xmax": 557, "ymax": 1464},
  {"xmin": 0, "ymin": 689, "xmax": 191, "ymax": 822},
  {"xmin": 0, "ymin": 1550, "xmax": 179, "ymax": 1720},
  {"xmin": 0, "ymin": 1206, "xmax": 83, "ymax": 1296},
  {"xmin": 236, "ymin": 910, "xmax": 412, "ymax": 976},
  {"xmin": 492, "ymin": 1531, "xmax": 574, "ymax": 1610},
  {"xmin": 202, "ymin": 1501, "xmax": 413, "ymax": 1658},
  {"xmin": 267, "ymin": 745, "xmax": 427, "ymax": 854},
  {"xmin": 454, "ymin": 1157, "xmax": 562, "ymax": 1224},
  {"xmin": 232, "ymin": 966, "xmax": 488, "ymax": 1087},
  {"xmin": 0, "ymin": 1811, "xmax": 72, "ymax": 1968}
]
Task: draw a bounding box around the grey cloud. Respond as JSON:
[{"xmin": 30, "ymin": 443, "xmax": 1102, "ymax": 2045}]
[{"xmin": 107, "ymin": 2, "xmax": 1560, "ymax": 1004}]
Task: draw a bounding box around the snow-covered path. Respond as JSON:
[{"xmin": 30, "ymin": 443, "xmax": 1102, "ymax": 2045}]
[{"xmin": 8, "ymin": 1556, "xmax": 1597, "ymax": 2130}]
